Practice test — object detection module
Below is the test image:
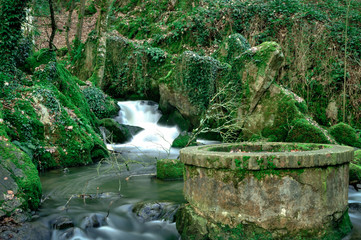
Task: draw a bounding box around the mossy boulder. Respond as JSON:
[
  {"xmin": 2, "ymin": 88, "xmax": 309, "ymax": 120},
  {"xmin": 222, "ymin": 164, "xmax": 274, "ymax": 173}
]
[
  {"xmin": 156, "ymin": 159, "xmax": 184, "ymax": 180},
  {"xmin": 99, "ymin": 118, "xmax": 132, "ymax": 143},
  {"xmin": 0, "ymin": 141, "xmax": 42, "ymax": 214},
  {"xmin": 172, "ymin": 132, "xmax": 196, "ymax": 148},
  {"xmin": 286, "ymin": 118, "xmax": 330, "ymax": 143},
  {"xmin": 225, "ymin": 42, "xmax": 333, "ymax": 143},
  {"xmin": 2, "ymin": 63, "xmax": 109, "ymax": 170},
  {"xmin": 329, "ymin": 123, "xmax": 361, "ymax": 148},
  {"xmin": 160, "ymin": 51, "xmax": 227, "ymax": 126},
  {"xmin": 94, "ymin": 34, "xmax": 168, "ymax": 100}
]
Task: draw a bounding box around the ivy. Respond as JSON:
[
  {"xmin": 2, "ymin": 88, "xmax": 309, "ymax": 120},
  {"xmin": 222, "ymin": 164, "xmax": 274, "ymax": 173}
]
[{"xmin": 0, "ymin": 0, "xmax": 29, "ymax": 72}]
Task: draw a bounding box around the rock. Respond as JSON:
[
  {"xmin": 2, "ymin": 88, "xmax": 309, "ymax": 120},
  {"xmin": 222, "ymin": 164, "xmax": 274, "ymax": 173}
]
[
  {"xmin": 176, "ymin": 205, "xmax": 209, "ymax": 240},
  {"xmin": 286, "ymin": 118, "xmax": 330, "ymax": 143},
  {"xmin": 122, "ymin": 125, "xmax": 143, "ymax": 136},
  {"xmin": 349, "ymin": 203, "xmax": 361, "ymax": 213},
  {"xmin": 156, "ymin": 159, "xmax": 184, "ymax": 180},
  {"xmin": 51, "ymin": 216, "xmax": 74, "ymax": 230},
  {"xmin": 159, "ymin": 84, "xmax": 202, "ymax": 127},
  {"xmin": 0, "ymin": 219, "xmax": 50, "ymax": 240},
  {"xmin": 157, "ymin": 109, "xmax": 191, "ymax": 132},
  {"xmin": 133, "ymin": 202, "xmax": 180, "ymax": 223},
  {"xmin": 171, "ymin": 132, "xmax": 196, "ymax": 148},
  {"xmin": 99, "ymin": 118, "xmax": 132, "ymax": 143},
  {"xmin": 58, "ymin": 228, "xmax": 75, "ymax": 240},
  {"xmin": 0, "ymin": 141, "xmax": 42, "ymax": 213},
  {"xmin": 350, "ymin": 163, "xmax": 361, "ymax": 190},
  {"xmin": 81, "ymin": 213, "xmax": 107, "ymax": 229},
  {"xmin": 326, "ymin": 100, "xmax": 338, "ymax": 124}
]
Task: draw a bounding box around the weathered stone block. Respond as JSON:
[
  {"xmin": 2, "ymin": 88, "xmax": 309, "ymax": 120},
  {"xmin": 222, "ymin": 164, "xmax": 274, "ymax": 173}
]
[{"xmin": 178, "ymin": 142, "xmax": 353, "ymax": 239}]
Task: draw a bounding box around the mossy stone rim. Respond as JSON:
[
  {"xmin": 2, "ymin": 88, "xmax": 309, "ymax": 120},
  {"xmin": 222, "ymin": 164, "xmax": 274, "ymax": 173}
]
[{"xmin": 180, "ymin": 142, "xmax": 354, "ymax": 170}]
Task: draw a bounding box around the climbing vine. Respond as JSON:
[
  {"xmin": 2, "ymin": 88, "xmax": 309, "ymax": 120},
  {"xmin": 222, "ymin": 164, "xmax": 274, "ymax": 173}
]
[{"xmin": 0, "ymin": 0, "xmax": 29, "ymax": 72}]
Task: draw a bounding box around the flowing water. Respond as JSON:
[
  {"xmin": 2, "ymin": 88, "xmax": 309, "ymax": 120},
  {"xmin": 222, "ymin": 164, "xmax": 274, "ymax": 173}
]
[
  {"xmin": 31, "ymin": 101, "xmax": 184, "ymax": 240},
  {"xmin": 31, "ymin": 100, "xmax": 361, "ymax": 239}
]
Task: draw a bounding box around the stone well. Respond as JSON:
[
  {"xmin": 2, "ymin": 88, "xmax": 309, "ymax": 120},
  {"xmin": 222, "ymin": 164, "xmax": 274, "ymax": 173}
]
[{"xmin": 177, "ymin": 142, "xmax": 354, "ymax": 239}]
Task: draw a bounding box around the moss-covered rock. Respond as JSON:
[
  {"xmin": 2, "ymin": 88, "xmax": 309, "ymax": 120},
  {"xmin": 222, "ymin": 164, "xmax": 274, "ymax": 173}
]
[
  {"xmin": 329, "ymin": 123, "xmax": 361, "ymax": 148},
  {"xmin": 2, "ymin": 62, "xmax": 109, "ymax": 170},
  {"xmin": 95, "ymin": 34, "xmax": 169, "ymax": 100},
  {"xmin": 286, "ymin": 118, "xmax": 330, "ymax": 143},
  {"xmin": 156, "ymin": 159, "xmax": 184, "ymax": 180},
  {"xmin": 172, "ymin": 132, "xmax": 196, "ymax": 148},
  {"xmin": 0, "ymin": 141, "xmax": 42, "ymax": 213},
  {"xmin": 99, "ymin": 118, "xmax": 132, "ymax": 143}
]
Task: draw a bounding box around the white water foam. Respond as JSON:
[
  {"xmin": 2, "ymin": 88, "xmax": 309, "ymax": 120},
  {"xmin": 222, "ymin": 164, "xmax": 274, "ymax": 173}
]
[{"xmin": 109, "ymin": 101, "xmax": 180, "ymax": 156}]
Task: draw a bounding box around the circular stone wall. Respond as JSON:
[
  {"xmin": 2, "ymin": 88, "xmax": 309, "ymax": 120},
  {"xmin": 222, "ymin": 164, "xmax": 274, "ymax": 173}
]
[{"xmin": 177, "ymin": 142, "xmax": 354, "ymax": 239}]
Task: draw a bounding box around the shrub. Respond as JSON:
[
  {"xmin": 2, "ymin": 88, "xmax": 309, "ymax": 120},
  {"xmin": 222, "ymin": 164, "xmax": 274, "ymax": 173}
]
[{"xmin": 82, "ymin": 86, "xmax": 120, "ymax": 119}]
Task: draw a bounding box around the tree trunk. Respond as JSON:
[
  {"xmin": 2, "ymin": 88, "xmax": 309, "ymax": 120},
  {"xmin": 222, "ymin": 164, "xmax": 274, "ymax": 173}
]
[
  {"xmin": 65, "ymin": 0, "xmax": 75, "ymax": 53},
  {"xmin": 48, "ymin": 0, "xmax": 57, "ymax": 50},
  {"xmin": 76, "ymin": 0, "xmax": 86, "ymax": 42}
]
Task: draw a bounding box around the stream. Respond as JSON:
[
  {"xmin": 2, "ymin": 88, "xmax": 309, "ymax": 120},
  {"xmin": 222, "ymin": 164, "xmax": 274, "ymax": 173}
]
[{"xmin": 30, "ymin": 100, "xmax": 361, "ymax": 240}]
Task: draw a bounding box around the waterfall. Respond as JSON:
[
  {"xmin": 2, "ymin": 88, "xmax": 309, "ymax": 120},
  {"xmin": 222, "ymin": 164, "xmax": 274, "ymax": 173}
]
[{"xmin": 109, "ymin": 101, "xmax": 180, "ymax": 158}]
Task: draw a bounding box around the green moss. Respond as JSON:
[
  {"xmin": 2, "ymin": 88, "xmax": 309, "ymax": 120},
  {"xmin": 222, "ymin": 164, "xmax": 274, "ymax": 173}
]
[
  {"xmin": 156, "ymin": 159, "xmax": 184, "ymax": 180},
  {"xmin": 25, "ymin": 48, "xmax": 56, "ymax": 72},
  {"xmin": 0, "ymin": 141, "xmax": 42, "ymax": 210},
  {"xmin": 329, "ymin": 122, "xmax": 361, "ymax": 148},
  {"xmin": 353, "ymin": 150, "xmax": 361, "ymax": 165},
  {"xmin": 215, "ymin": 33, "xmax": 250, "ymax": 63},
  {"xmin": 286, "ymin": 118, "xmax": 330, "ymax": 143},
  {"xmin": 350, "ymin": 162, "xmax": 361, "ymax": 185},
  {"xmin": 172, "ymin": 133, "xmax": 196, "ymax": 148}
]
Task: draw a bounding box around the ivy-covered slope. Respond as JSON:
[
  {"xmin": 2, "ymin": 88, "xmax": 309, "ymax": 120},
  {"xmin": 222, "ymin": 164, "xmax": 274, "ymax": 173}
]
[
  {"xmin": 1, "ymin": 62, "xmax": 114, "ymax": 170},
  {"xmin": 92, "ymin": 0, "xmax": 360, "ymax": 129},
  {"xmin": 0, "ymin": 59, "xmax": 120, "ymax": 215}
]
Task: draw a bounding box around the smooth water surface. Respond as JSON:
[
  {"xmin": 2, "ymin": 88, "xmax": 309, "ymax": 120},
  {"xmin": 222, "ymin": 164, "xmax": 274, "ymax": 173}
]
[{"xmin": 34, "ymin": 163, "xmax": 185, "ymax": 240}]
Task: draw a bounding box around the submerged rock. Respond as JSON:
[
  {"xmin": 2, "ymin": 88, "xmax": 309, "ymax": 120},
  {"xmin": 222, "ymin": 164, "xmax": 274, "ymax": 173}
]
[
  {"xmin": 81, "ymin": 213, "xmax": 107, "ymax": 229},
  {"xmin": 99, "ymin": 118, "xmax": 132, "ymax": 143},
  {"xmin": 51, "ymin": 216, "xmax": 74, "ymax": 230},
  {"xmin": 132, "ymin": 202, "xmax": 180, "ymax": 223}
]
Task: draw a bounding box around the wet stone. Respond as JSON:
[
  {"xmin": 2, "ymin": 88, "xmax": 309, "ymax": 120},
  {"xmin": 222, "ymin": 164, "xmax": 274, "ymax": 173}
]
[
  {"xmin": 349, "ymin": 203, "xmax": 361, "ymax": 213},
  {"xmin": 51, "ymin": 216, "xmax": 74, "ymax": 230},
  {"xmin": 133, "ymin": 202, "xmax": 180, "ymax": 223},
  {"xmin": 58, "ymin": 227, "xmax": 75, "ymax": 240},
  {"xmin": 81, "ymin": 213, "xmax": 107, "ymax": 229}
]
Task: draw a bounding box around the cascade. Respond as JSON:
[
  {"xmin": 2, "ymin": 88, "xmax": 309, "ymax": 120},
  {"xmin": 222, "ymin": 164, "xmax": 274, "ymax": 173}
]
[{"xmin": 109, "ymin": 100, "xmax": 180, "ymax": 158}]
